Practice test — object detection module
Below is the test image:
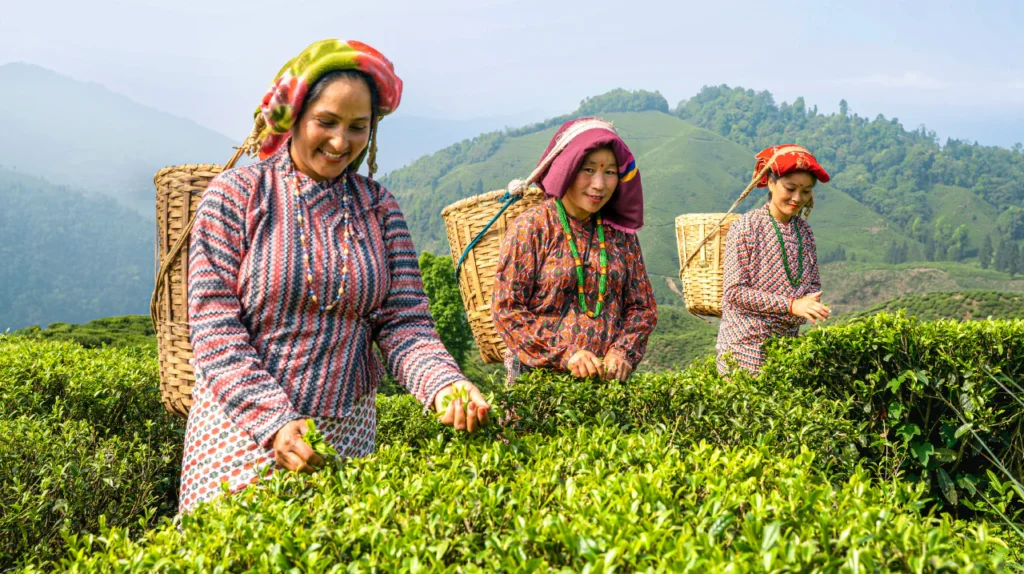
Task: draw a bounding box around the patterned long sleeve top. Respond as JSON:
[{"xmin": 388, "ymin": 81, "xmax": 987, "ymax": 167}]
[
  {"xmin": 716, "ymin": 204, "xmax": 821, "ymax": 375},
  {"xmin": 187, "ymin": 144, "xmax": 466, "ymax": 448},
  {"xmin": 491, "ymin": 199, "xmax": 658, "ymax": 371}
]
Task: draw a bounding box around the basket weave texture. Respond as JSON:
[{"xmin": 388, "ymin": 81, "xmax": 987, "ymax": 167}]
[
  {"xmin": 152, "ymin": 164, "xmax": 225, "ymax": 418},
  {"xmin": 441, "ymin": 187, "xmax": 547, "ymax": 363},
  {"xmin": 675, "ymin": 213, "xmax": 740, "ymax": 317}
]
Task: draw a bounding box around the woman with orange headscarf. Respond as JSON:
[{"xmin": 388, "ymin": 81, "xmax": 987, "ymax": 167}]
[{"xmin": 716, "ymin": 145, "xmax": 832, "ymax": 376}]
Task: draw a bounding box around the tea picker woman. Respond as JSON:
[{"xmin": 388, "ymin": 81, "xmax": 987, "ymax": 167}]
[
  {"xmin": 180, "ymin": 39, "xmax": 489, "ymax": 513},
  {"xmin": 716, "ymin": 145, "xmax": 832, "ymax": 376},
  {"xmin": 492, "ymin": 118, "xmax": 658, "ymax": 384}
]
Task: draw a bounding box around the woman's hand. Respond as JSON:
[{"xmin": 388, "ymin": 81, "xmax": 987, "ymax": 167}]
[
  {"xmin": 791, "ymin": 291, "xmax": 831, "ymax": 325},
  {"xmin": 567, "ymin": 349, "xmax": 605, "ymax": 380},
  {"xmin": 272, "ymin": 419, "xmax": 326, "ymax": 473},
  {"xmin": 603, "ymin": 352, "xmax": 633, "ymax": 382},
  {"xmin": 434, "ymin": 381, "xmax": 491, "ymax": 433}
]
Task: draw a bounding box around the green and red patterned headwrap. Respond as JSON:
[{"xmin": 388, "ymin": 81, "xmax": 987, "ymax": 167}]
[{"xmin": 255, "ymin": 38, "xmax": 403, "ymax": 165}]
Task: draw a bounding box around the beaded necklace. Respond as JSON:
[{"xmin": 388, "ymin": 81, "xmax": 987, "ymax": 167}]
[
  {"xmin": 769, "ymin": 212, "xmax": 804, "ymax": 288},
  {"xmin": 555, "ymin": 199, "xmax": 607, "ymax": 318},
  {"xmin": 290, "ymin": 173, "xmax": 351, "ymax": 312}
]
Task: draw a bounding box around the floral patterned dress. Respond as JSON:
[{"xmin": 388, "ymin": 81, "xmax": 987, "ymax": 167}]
[
  {"xmin": 492, "ymin": 199, "xmax": 658, "ymax": 383},
  {"xmin": 716, "ymin": 205, "xmax": 821, "ymax": 375}
]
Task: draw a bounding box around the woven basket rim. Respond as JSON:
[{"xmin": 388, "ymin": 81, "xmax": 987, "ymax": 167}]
[
  {"xmin": 674, "ymin": 212, "xmax": 739, "ymax": 222},
  {"xmin": 153, "ymin": 163, "xmax": 226, "ymax": 181},
  {"xmin": 440, "ymin": 186, "xmax": 545, "ymax": 218}
]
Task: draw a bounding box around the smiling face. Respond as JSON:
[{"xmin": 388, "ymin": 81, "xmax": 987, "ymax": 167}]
[
  {"xmin": 767, "ymin": 171, "xmax": 816, "ymax": 222},
  {"xmin": 561, "ymin": 147, "xmax": 619, "ymax": 220},
  {"xmin": 290, "ymin": 76, "xmax": 373, "ymax": 182}
]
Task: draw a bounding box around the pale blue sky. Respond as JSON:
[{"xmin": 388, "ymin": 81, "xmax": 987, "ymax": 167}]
[{"xmin": 2, "ymin": 0, "xmax": 1022, "ymax": 146}]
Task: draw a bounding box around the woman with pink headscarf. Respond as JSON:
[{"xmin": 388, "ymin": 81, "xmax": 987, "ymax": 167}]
[{"xmin": 492, "ymin": 118, "xmax": 658, "ymax": 384}]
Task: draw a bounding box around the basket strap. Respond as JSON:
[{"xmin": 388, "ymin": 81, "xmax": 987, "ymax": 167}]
[
  {"xmin": 453, "ymin": 119, "xmax": 619, "ymax": 281},
  {"xmin": 149, "ymin": 115, "xmax": 266, "ymax": 331},
  {"xmin": 453, "ymin": 191, "xmax": 523, "ymax": 280},
  {"xmin": 679, "ymin": 146, "xmax": 804, "ymax": 272}
]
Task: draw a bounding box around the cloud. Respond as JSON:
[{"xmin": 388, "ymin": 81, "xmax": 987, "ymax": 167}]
[{"xmin": 836, "ymin": 71, "xmax": 948, "ymax": 90}]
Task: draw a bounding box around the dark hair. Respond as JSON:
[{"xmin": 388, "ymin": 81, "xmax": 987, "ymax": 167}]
[
  {"xmin": 768, "ymin": 170, "xmax": 817, "ymax": 186},
  {"xmin": 302, "ymin": 69, "xmax": 381, "ymax": 120}
]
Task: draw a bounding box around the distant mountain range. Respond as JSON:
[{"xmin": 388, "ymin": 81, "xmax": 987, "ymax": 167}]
[
  {"xmin": 0, "ymin": 168, "xmax": 152, "ymax": 330},
  {"xmin": 0, "ymin": 62, "xmax": 543, "ymax": 216},
  {"xmin": 2, "ymin": 64, "xmax": 1022, "ymax": 330}
]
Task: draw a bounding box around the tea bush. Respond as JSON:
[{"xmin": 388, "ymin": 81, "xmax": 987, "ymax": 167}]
[
  {"xmin": 47, "ymin": 428, "xmax": 1012, "ymax": 572},
  {"xmin": 0, "ymin": 337, "xmax": 178, "ymax": 439},
  {"xmin": 10, "ymin": 316, "xmax": 157, "ymax": 350},
  {"xmin": 0, "ymin": 337, "xmax": 183, "ymax": 569},
  {"xmin": 0, "ymin": 416, "xmax": 180, "ymax": 567},
  {"xmin": 5, "ymin": 315, "xmax": 1024, "ymax": 571},
  {"xmin": 761, "ymin": 313, "xmax": 1024, "ymax": 513},
  {"xmin": 497, "ymin": 360, "xmax": 859, "ymax": 467}
]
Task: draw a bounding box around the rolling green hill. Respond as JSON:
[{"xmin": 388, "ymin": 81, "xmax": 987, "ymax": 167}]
[
  {"xmin": 0, "ymin": 63, "xmax": 238, "ymax": 216},
  {"xmin": 820, "ymin": 261, "xmax": 1024, "ymax": 315},
  {"xmin": 11, "ymin": 315, "xmax": 156, "ymax": 349},
  {"xmin": 382, "ymin": 106, "xmax": 932, "ymax": 300},
  {"xmin": 840, "ymin": 290, "xmax": 1024, "ymax": 323},
  {"xmin": 926, "ymin": 185, "xmax": 1002, "ymax": 252}
]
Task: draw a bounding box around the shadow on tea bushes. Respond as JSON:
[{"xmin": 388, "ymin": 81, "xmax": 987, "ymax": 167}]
[
  {"xmin": 50, "ymin": 427, "xmax": 1012, "ymax": 572},
  {"xmin": 0, "ymin": 416, "xmax": 180, "ymax": 569},
  {"xmin": 759, "ymin": 313, "xmax": 1024, "ymax": 515}
]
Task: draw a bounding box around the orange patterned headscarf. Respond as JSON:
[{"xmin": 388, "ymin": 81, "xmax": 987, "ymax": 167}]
[{"xmin": 753, "ymin": 145, "xmax": 830, "ymax": 188}]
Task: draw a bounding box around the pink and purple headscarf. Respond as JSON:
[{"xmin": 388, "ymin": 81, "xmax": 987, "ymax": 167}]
[{"xmin": 534, "ymin": 118, "xmax": 644, "ymax": 233}]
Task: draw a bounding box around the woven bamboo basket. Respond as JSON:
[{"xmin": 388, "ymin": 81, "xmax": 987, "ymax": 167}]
[
  {"xmin": 673, "ymin": 145, "xmax": 812, "ymax": 318},
  {"xmin": 441, "ymin": 187, "xmax": 546, "ymax": 363},
  {"xmin": 151, "ymin": 163, "xmax": 226, "ymax": 417},
  {"xmin": 151, "ymin": 122, "xmax": 259, "ymax": 418},
  {"xmin": 675, "ymin": 213, "xmax": 740, "ymax": 317}
]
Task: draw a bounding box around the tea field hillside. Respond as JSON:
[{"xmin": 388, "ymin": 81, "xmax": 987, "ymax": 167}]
[
  {"xmin": 820, "ymin": 261, "xmax": 1024, "ymax": 314},
  {"xmin": 15, "ymin": 285, "xmax": 1024, "ymax": 379},
  {"xmin": 841, "ymin": 290, "xmax": 1024, "ymax": 323},
  {"xmin": 383, "ymin": 109, "xmax": 922, "ymax": 304}
]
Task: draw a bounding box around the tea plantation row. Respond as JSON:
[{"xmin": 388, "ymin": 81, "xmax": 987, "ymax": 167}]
[{"xmin": 1, "ymin": 313, "xmax": 1021, "ymax": 571}]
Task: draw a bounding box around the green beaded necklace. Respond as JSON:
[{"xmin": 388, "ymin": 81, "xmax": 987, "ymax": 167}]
[
  {"xmin": 555, "ymin": 199, "xmax": 607, "ymax": 318},
  {"xmin": 769, "ymin": 212, "xmax": 804, "ymax": 288}
]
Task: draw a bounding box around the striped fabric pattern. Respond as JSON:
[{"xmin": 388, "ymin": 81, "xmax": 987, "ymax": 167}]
[
  {"xmin": 716, "ymin": 205, "xmax": 821, "ymax": 375},
  {"xmin": 187, "ymin": 143, "xmax": 465, "ymax": 449}
]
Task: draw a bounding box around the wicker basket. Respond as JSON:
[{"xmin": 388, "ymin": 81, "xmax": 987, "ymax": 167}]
[
  {"xmin": 673, "ymin": 146, "xmax": 811, "ymax": 318},
  {"xmin": 150, "ymin": 118, "xmax": 258, "ymax": 418},
  {"xmin": 675, "ymin": 213, "xmax": 740, "ymax": 317},
  {"xmin": 151, "ymin": 163, "xmax": 228, "ymax": 417},
  {"xmin": 441, "ymin": 187, "xmax": 547, "ymax": 363}
]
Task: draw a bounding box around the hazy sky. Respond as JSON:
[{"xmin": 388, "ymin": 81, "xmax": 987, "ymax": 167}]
[{"xmin": 2, "ymin": 0, "xmax": 1022, "ymax": 146}]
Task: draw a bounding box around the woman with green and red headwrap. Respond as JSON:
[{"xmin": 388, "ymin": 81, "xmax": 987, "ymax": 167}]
[
  {"xmin": 492, "ymin": 118, "xmax": 658, "ymax": 385},
  {"xmin": 181, "ymin": 39, "xmax": 489, "ymax": 513}
]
